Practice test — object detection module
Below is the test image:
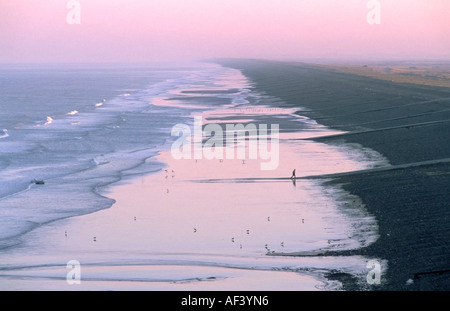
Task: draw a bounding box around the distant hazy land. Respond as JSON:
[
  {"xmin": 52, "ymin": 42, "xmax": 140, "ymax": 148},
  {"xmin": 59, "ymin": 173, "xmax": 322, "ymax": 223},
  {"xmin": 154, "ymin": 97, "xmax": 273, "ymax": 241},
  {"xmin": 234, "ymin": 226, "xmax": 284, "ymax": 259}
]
[{"xmin": 317, "ymin": 61, "xmax": 450, "ymax": 88}]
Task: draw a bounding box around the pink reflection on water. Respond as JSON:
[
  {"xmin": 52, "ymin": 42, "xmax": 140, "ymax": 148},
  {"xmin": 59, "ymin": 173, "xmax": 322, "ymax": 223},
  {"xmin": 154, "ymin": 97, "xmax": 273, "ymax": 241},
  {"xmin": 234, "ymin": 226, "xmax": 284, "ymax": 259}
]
[
  {"xmin": 58, "ymin": 136, "xmax": 381, "ymax": 257},
  {"xmin": 0, "ymin": 119, "xmax": 384, "ymax": 290}
]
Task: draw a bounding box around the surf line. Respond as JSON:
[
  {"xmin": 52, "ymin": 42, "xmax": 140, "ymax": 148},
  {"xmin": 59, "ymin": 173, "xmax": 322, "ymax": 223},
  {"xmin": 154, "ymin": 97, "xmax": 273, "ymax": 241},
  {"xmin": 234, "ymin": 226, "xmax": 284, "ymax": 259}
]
[{"xmin": 171, "ymin": 115, "xmax": 279, "ymax": 170}]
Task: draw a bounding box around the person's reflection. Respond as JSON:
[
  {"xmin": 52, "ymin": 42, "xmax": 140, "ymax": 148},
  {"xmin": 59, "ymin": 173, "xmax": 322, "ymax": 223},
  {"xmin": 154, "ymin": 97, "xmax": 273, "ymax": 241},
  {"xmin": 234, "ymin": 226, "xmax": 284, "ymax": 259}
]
[{"xmin": 291, "ymin": 169, "xmax": 296, "ymax": 187}]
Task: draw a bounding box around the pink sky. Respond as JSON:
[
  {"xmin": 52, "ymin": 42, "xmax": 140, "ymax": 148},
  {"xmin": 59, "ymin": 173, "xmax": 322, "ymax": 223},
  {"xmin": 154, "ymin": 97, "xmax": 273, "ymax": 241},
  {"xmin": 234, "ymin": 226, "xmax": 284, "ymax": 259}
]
[{"xmin": 0, "ymin": 0, "xmax": 449, "ymax": 63}]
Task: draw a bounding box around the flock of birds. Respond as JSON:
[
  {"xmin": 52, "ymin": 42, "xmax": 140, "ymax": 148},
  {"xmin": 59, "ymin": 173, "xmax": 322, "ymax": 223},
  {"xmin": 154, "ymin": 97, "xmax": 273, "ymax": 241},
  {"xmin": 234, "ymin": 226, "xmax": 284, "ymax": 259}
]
[
  {"xmin": 191, "ymin": 215, "xmax": 307, "ymax": 254},
  {"xmin": 63, "ymin": 166, "xmax": 306, "ymax": 254},
  {"xmin": 67, "ymin": 219, "xmax": 307, "ymax": 254}
]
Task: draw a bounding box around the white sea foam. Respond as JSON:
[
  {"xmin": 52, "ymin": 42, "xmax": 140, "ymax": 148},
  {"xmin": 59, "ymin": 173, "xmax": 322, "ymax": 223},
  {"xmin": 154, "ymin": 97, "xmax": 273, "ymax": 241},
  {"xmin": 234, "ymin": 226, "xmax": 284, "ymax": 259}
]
[
  {"xmin": 44, "ymin": 116, "xmax": 53, "ymax": 125},
  {"xmin": 0, "ymin": 129, "xmax": 8, "ymax": 139},
  {"xmin": 66, "ymin": 110, "xmax": 79, "ymax": 115}
]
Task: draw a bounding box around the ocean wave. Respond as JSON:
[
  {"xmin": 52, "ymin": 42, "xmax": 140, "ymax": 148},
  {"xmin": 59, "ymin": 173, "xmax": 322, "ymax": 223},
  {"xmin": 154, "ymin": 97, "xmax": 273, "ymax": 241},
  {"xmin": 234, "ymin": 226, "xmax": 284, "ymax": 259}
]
[
  {"xmin": 44, "ymin": 116, "xmax": 53, "ymax": 126},
  {"xmin": 66, "ymin": 110, "xmax": 79, "ymax": 116},
  {"xmin": 0, "ymin": 129, "xmax": 8, "ymax": 139},
  {"xmin": 95, "ymin": 99, "xmax": 106, "ymax": 107}
]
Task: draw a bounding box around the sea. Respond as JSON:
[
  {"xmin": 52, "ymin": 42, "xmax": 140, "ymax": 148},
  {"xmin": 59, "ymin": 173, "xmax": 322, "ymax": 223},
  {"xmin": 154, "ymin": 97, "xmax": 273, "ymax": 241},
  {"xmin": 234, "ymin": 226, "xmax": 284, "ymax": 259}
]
[
  {"xmin": 0, "ymin": 61, "xmax": 388, "ymax": 290},
  {"xmin": 0, "ymin": 62, "xmax": 206, "ymax": 248}
]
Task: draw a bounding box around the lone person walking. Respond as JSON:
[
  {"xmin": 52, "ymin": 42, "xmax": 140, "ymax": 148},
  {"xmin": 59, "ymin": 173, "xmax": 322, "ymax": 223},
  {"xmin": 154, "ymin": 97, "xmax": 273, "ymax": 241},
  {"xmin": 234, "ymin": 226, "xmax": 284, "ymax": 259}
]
[{"xmin": 291, "ymin": 169, "xmax": 296, "ymax": 179}]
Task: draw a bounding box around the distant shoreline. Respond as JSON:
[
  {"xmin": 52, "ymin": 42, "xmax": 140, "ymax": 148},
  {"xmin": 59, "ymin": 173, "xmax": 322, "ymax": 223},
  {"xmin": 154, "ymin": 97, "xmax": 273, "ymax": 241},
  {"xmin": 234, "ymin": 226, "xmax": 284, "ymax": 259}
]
[
  {"xmin": 211, "ymin": 58, "xmax": 450, "ymax": 88},
  {"xmin": 315, "ymin": 62, "xmax": 450, "ymax": 89}
]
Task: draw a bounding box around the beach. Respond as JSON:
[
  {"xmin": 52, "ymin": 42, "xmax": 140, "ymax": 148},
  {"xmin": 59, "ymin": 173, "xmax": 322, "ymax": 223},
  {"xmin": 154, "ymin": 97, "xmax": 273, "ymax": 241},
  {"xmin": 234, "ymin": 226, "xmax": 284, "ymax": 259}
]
[
  {"xmin": 218, "ymin": 59, "xmax": 450, "ymax": 290},
  {"xmin": 0, "ymin": 61, "xmax": 390, "ymax": 291},
  {"xmin": 0, "ymin": 59, "xmax": 449, "ymax": 291}
]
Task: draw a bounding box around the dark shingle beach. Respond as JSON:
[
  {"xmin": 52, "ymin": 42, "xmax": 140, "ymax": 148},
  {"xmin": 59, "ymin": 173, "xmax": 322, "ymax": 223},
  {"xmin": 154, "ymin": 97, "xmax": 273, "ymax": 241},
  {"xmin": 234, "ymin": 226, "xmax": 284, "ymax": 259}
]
[{"xmin": 218, "ymin": 59, "xmax": 450, "ymax": 290}]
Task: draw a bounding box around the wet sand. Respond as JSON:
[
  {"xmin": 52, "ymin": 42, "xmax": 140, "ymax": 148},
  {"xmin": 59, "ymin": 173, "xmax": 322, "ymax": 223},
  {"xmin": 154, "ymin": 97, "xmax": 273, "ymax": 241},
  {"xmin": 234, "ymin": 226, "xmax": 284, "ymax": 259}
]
[
  {"xmin": 0, "ymin": 144, "xmax": 383, "ymax": 291},
  {"xmin": 0, "ymin": 100, "xmax": 388, "ymax": 291},
  {"xmin": 217, "ymin": 59, "xmax": 450, "ymax": 290}
]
